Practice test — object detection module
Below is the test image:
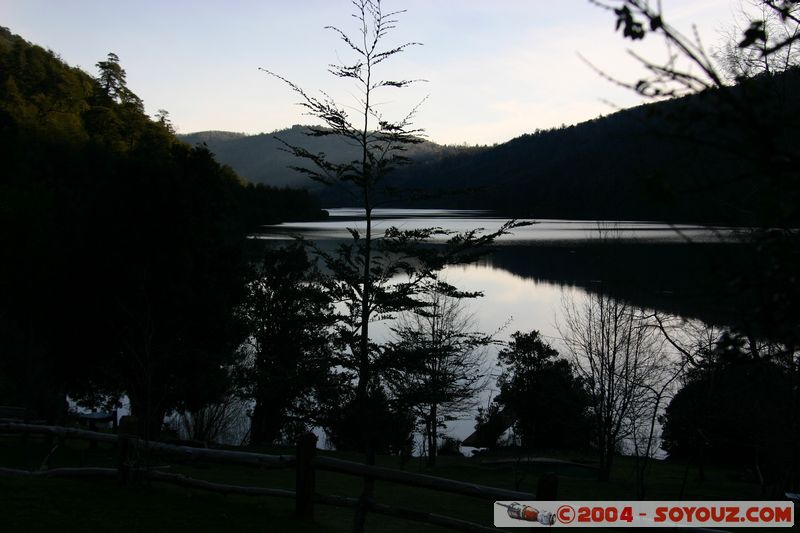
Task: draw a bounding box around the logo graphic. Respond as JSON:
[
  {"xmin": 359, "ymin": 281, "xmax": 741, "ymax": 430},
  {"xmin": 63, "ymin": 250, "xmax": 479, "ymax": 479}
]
[
  {"xmin": 494, "ymin": 500, "xmax": 794, "ymax": 528},
  {"xmin": 496, "ymin": 502, "xmax": 556, "ymax": 526}
]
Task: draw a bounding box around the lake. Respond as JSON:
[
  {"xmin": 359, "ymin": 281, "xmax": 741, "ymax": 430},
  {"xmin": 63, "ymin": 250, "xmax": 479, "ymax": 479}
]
[
  {"xmin": 256, "ymin": 208, "xmax": 738, "ymax": 244},
  {"xmin": 254, "ymin": 208, "xmax": 743, "ymax": 448}
]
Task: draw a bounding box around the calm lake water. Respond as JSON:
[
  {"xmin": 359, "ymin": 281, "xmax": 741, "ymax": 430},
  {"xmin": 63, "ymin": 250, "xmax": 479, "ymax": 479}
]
[
  {"xmin": 256, "ymin": 208, "xmax": 738, "ymax": 447},
  {"xmin": 257, "ymin": 208, "xmax": 736, "ymax": 244}
]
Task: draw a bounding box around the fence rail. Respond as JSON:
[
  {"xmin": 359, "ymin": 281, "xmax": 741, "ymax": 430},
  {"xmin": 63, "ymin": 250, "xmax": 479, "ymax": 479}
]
[
  {"xmin": 0, "ymin": 423, "xmax": 293, "ymax": 467},
  {"xmin": 315, "ymin": 455, "xmax": 534, "ymax": 501},
  {"xmin": 0, "ymin": 423, "xmax": 731, "ymax": 533},
  {"xmin": 0, "ymin": 423, "xmax": 525, "ymax": 532}
]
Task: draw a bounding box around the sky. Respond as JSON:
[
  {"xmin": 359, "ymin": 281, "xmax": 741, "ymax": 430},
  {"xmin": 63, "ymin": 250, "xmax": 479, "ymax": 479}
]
[{"xmin": 4, "ymin": 0, "xmax": 739, "ymax": 145}]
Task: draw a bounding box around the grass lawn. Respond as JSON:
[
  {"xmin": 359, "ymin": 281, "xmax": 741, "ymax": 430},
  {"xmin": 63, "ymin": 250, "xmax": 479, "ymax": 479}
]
[{"xmin": 0, "ymin": 435, "xmax": 773, "ymax": 532}]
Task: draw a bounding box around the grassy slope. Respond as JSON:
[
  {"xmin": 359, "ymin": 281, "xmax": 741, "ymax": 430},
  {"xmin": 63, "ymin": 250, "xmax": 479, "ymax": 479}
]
[{"xmin": 0, "ymin": 436, "xmax": 766, "ymax": 532}]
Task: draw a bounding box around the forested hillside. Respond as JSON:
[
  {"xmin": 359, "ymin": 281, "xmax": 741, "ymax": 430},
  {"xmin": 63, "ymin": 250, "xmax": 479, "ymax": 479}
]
[
  {"xmin": 0, "ymin": 27, "xmax": 323, "ymax": 434},
  {"xmin": 397, "ymin": 68, "xmax": 800, "ymax": 225},
  {"xmin": 178, "ymin": 126, "xmax": 482, "ymax": 192},
  {"xmin": 185, "ymin": 63, "xmax": 800, "ymax": 225}
]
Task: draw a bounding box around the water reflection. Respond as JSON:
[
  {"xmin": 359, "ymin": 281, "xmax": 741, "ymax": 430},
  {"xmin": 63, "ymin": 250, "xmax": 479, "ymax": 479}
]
[
  {"xmin": 256, "ymin": 209, "xmax": 742, "ymax": 328},
  {"xmin": 431, "ymin": 265, "xmax": 585, "ymax": 444},
  {"xmin": 255, "ymin": 207, "xmax": 738, "ymax": 244},
  {"xmin": 255, "ymin": 209, "xmax": 732, "ymax": 447}
]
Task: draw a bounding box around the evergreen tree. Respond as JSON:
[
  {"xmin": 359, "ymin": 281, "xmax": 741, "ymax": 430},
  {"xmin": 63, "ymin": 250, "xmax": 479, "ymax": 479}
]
[{"xmin": 495, "ymin": 330, "xmax": 591, "ymax": 450}]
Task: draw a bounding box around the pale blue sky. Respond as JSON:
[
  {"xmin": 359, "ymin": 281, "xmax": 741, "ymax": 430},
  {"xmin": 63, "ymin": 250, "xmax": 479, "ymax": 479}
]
[{"xmin": 4, "ymin": 0, "xmax": 736, "ymax": 144}]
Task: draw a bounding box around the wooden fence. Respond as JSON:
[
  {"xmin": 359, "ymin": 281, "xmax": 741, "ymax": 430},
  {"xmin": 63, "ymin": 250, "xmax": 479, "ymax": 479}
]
[
  {"xmin": 0, "ymin": 423, "xmax": 732, "ymax": 533},
  {"xmin": 0, "ymin": 423, "xmax": 535, "ymax": 533}
]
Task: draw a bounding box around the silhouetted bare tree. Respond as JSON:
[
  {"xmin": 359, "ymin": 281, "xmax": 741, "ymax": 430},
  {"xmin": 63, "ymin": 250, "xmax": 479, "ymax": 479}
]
[
  {"xmin": 716, "ymin": 0, "xmax": 800, "ymax": 80},
  {"xmin": 559, "ymin": 292, "xmax": 665, "ymax": 482},
  {"xmin": 384, "ymin": 283, "xmax": 491, "ymax": 467}
]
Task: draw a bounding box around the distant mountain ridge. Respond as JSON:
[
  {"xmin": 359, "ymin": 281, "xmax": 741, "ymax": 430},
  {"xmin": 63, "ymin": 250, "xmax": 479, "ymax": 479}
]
[
  {"xmin": 182, "ymin": 68, "xmax": 798, "ymax": 225},
  {"xmin": 179, "ymin": 126, "xmax": 480, "ymax": 192},
  {"xmin": 183, "ymin": 130, "xmax": 248, "ymax": 143}
]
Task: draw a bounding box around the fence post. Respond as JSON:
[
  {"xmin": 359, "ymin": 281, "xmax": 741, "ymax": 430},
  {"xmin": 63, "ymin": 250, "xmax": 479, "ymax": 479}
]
[
  {"xmin": 537, "ymin": 472, "xmax": 559, "ymax": 500},
  {"xmin": 295, "ymin": 432, "xmax": 317, "ymax": 518},
  {"xmin": 353, "ymin": 446, "xmax": 376, "ymax": 533},
  {"xmin": 117, "ymin": 415, "xmax": 139, "ymax": 486}
]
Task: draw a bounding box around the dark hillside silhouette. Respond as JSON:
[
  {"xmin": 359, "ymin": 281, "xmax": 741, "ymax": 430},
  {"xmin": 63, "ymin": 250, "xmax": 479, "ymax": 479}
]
[
  {"xmin": 180, "ymin": 67, "xmax": 800, "ymax": 225},
  {"xmin": 0, "ymin": 26, "xmax": 324, "ymax": 437},
  {"xmin": 395, "ymin": 67, "xmax": 800, "ymax": 225},
  {"xmin": 178, "ymin": 126, "xmax": 482, "ymax": 198}
]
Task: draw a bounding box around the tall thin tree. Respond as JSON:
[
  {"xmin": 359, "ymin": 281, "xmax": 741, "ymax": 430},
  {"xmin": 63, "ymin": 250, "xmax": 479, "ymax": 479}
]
[
  {"xmin": 262, "ymin": 0, "xmax": 523, "ymax": 446},
  {"xmin": 263, "ymin": 3, "xmax": 525, "ymax": 529}
]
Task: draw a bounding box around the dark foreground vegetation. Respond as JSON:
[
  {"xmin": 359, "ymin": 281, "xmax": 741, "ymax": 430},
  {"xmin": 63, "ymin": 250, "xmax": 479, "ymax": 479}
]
[
  {"xmin": 0, "ymin": 26, "xmax": 325, "ymax": 440},
  {"xmin": 0, "ymin": 434, "xmax": 771, "ymax": 532}
]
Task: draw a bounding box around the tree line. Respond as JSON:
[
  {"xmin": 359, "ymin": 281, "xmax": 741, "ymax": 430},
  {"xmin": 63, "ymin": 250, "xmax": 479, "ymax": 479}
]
[
  {"xmin": 0, "ymin": 27, "xmax": 324, "ymax": 439},
  {"xmin": 392, "ymin": 64, "xmax": 799, "ymax": 226}
]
